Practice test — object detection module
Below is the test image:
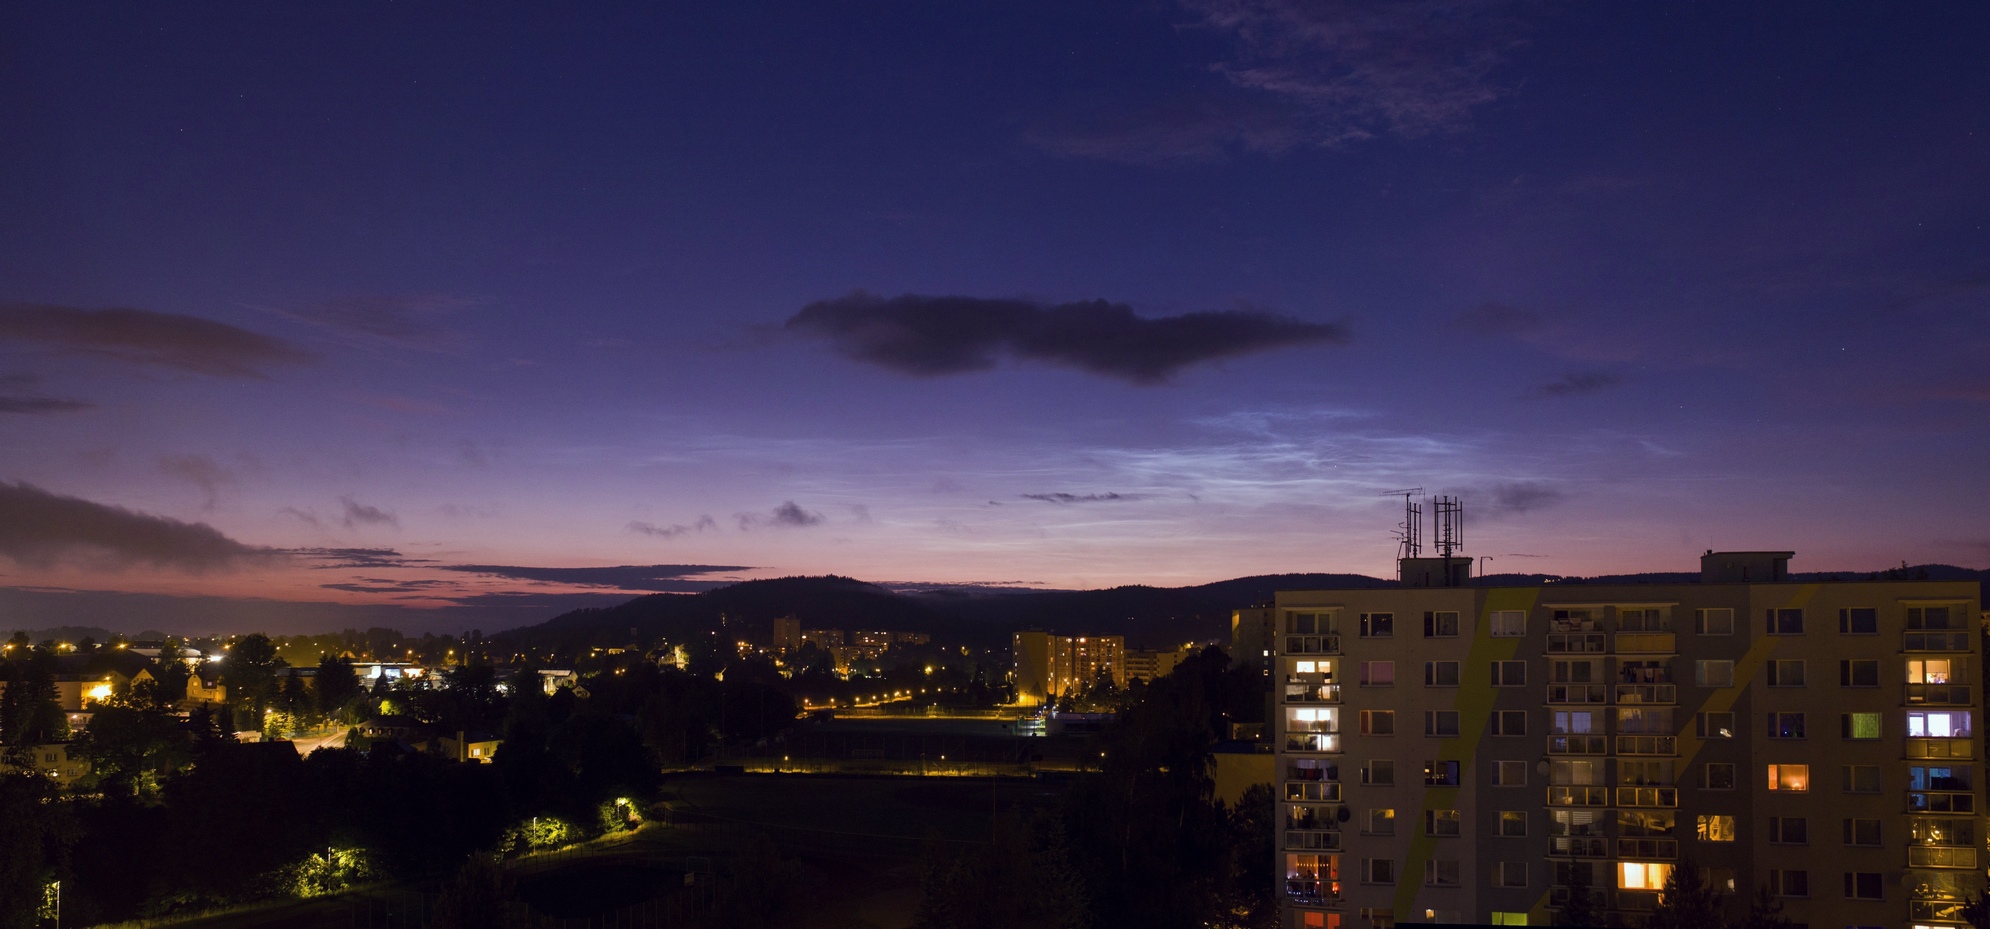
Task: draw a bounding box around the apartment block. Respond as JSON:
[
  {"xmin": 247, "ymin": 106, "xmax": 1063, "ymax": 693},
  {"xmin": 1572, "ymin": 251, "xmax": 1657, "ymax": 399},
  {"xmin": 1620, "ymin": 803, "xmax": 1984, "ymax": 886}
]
[
  {"xmin": 1012, "ymin": 630, "xmax": 1127, "ymax": 704},
  {"xmin": 1274, "ymin": 551, "xmax": 1984, "ymax": 929}
]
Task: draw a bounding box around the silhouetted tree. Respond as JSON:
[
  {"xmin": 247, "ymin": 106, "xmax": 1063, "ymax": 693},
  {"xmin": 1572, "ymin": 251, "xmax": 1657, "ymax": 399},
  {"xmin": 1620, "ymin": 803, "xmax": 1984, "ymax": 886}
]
[
  {"xmin": 1644, "ymin": 858, "xmax": 1726, "ymax": 929},
  {"xmin": 1735, "ymin": 886, "xmax": 1795, "ymax": 929},
  {"xmin": 1554, "ymin": 862, "xmax": 1601, "ymax": 927}
]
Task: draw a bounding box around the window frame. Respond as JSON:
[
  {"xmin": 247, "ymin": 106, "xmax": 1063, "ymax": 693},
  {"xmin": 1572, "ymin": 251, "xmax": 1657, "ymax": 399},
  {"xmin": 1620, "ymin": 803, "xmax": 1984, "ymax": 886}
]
[
  {"xmin": 1423, "ymin": 660, "xmax": 1461, "ymax": 687},
  {"xmin": 1838, "ymin": 607, "xmax": 1878, "ymax": 635},
  {"xmin": 1766, "ymin": 608, "xmax": 1805, "ymax": 635},
  {"xmin": 1695, "ymin": 608, "xmax": 1735, "ymax": 635}
]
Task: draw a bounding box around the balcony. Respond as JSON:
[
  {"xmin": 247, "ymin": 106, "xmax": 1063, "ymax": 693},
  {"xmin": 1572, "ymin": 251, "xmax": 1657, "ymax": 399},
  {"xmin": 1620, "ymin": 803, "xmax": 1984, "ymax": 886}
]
[
  {"xmin": 1285, "ymin": 635, "xmax": 1341, "ymax": 656},
  {"xmin": 1907, "ymin": 684, "xmax": 1972, "ymax": 705},
  {"xmin": 1909, "ymin": 846, "xmax": 1978, "ymax": 869},
  {"xmin": 1285, "ymin": 781, "xmax": 1341, "ymax": 802},
  {"xmin": 1614, "ymin": 633, "xmax": 1676, "ymax": 654},
  {"xmin": 1285, "ymin": 733, "xmax": 1342, "ymax": 753},
  {"xmin": 1285, "ymin": 880, "xmax": 1338, "ymax": 905},
  {"xmin": 1548, "ymin": 735, "xmax": 1608, "ymax": 755},
  {"xmin": 1283, "ymin": 683, "xmax": 1341, "ymax": 704},
  {"xmin": 1547, "ymin": 684, "xmax": 1609, "ymax": 704},
  {"xmin": 1614, "ymin": 786, "xmax": 1679, "ymax": 807},
  {"xmin": 1546, "ymin": 786, "xmax": 1609, "ymax": 807},
  {"xmin": 1615, "ymin": 892, "xmax": 1660, "ymax": 912},
  {"xmin": 1546, "ymin": 633, "xmax": 1607, "ymax": 654},
  {"xmin": 1616, "ymin": 838, "xmax": 1678, "ymax": 859},
  {"xmin": 1615, "ymin": 735, "xmax": 1678, "ymax": 755},
  {"xmin": 1907, "ymin": 738, "xmax": 1975, "ymax": 760},
  {"xmin": 1548, "ymin": 836, "xmax": 1608, "ymax": 857},
  {"xmin": 1614, "ymin": 683, "xmax": 1676, "ymax": 705},
  {"xmin": 1287, "ymin": 808, "xmax": 1340, "ymax": 832},
  {"xmin": 1285, "ymin": 830, "xmax": 1341, "ymax": 851},
  {"xmin": 1911, "ymin": 899, "xmax": 1969, "ymax": 922},
  {"xmin": 1905, "ymin": 631, "xmax": 1972, "ymax": 652},
  {"xmin": 1909, "ymin": 790, "xmax": 1974, "ymax": 814}
]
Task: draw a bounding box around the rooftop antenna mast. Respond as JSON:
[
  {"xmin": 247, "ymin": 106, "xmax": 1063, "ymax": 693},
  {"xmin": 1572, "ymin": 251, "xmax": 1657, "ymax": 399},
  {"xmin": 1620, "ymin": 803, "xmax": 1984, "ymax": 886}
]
[
  {"xmin": 1433, "ymin": 495, "xmax": 1464, "ymax": 560},
  {"xmin": 1380, "ymin": 488, "xmax": 1424, "ymax": 560}
]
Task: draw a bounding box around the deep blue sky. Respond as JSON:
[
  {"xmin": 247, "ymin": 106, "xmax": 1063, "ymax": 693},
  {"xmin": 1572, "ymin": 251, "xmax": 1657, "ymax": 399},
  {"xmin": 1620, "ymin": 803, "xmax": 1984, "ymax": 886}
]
[{"xmin": 1, "ymin": 2, "xmax": 1986, "ymax": 632}]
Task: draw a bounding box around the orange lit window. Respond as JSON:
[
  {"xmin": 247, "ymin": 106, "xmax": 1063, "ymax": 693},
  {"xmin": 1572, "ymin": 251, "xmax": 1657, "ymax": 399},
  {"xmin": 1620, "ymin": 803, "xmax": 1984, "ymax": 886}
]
[
  {"xmin": 1619, "ymin": 861, "xmax": 1672, "ymax": 890},
  {"xmin": 1766, "ymin": 764, "xmax": 1809, "ymax": 792}
]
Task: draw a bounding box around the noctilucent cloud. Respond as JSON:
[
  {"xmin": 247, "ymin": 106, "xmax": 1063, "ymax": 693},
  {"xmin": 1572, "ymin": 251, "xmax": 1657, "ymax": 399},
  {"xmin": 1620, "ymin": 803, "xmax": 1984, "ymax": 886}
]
[{"xmin": 2, "ymin": 2, "xmax": 1986, "ymax": 633}]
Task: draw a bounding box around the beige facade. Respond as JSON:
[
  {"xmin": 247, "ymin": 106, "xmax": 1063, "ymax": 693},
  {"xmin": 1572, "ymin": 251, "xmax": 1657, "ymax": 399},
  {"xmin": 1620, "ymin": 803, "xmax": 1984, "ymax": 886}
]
[
  {"xmin": 1012, "ymin": 631, "xmax": 1127, "ymax": 704},
  {"xmin": 1274, "ymin": 552, "xmax": 1984, "ymax": 929}
]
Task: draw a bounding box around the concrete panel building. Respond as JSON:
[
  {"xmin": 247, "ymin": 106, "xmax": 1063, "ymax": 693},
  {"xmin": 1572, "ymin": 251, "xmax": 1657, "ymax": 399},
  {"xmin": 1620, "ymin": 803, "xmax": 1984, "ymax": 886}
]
[{"xmin": 1274, "ymin": 550, "xmax": 1984, "ymax": 929}]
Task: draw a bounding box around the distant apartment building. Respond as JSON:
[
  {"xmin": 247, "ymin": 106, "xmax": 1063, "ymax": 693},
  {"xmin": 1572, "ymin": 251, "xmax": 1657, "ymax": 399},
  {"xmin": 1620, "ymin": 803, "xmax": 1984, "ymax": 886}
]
[
  {"xmin": 1274, "ymin": 550, "xmax": 1985, "ymax": 929},
  {"xmin": 771, "ymin": 615, "xmax": 802, "ymax": 654},
  {"xmin": 1234, "ymin": 603, "xmax": 1275, "ymax": 678},
  {"xmin": 1012, "ymin": 631, "xmax": 1126, "ymax": 704},
  {"xmin": 1126, "ymin": 644, "xmax": 1203, "ymax": 685}
]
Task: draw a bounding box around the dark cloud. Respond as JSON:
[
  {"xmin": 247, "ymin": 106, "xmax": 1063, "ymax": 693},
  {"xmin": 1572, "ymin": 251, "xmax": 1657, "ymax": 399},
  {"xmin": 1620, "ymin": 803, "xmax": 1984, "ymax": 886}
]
[
  {"xmin": 630, "ymin": 515, "xmax": 718, "ymax": 538},
  {"xmin": 1455, "ymin": 302, "xmax": 1544, "ymax": 337},
  {"xmin": 1021, "ymin": 492, "xmax": 1134, "ymax": 504},
  {"xmin": 1026, "ymin": 89, "xmax": 1308, "ymax": 166},
  {"xmin": 1483, "ymin": 481, "xmax": 1566, "ymax": 516},
  {"xmin": 288, "ymin": 548, "xmax": 434, "ymax": 570},
  {"xmin": 339, "ymin": 497, "xmax": 399, "ymax": 530},
  {"xmin": 0, "ymin": 303, "xmax": 315, "ymax": 378},
  {"xmin": 0, "ymin": 480, "xmax": 275, "ymax": 571},
  {"xmin": 0, "ymin": 373, "xmax": 92, "ymax": 414},
  {"xmin": 437, "ymin": 563, "xmax": 751, "ymax": 593},
  {"xmin": 159, "ymin": 454, "xmax": 234, "ymax": 510},
  {"xmin": 787, "ymin": 292, "xmax": 1348, "ymax": 384},
  {"xmin": 319, "ymin": 578, "xmax": 451, "ymax": 594},
  {"xmin": 1533, "ymin": 371, "xmax": 1621, "ymax": 397},
  {"xmin": 737, "ymin": 501, "xmax": 826, "ymax": 530}
]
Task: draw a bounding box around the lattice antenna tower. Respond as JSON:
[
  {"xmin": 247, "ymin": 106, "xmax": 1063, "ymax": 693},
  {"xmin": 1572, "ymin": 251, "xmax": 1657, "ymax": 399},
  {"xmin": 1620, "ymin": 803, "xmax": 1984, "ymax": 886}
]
[
  {"xmin": 1433, "ymin": 495, "xmax": 1464, "ymax": 559},
  {"xmin": 1380, "ymin": 488, "xmax": 1424, "ymax": 560}
]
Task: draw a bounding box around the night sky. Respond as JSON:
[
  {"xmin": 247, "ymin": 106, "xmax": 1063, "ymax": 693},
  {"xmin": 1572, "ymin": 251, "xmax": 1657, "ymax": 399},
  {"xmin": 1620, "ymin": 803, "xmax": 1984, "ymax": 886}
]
[{"xmin": 3, "ymin": 2, "xmax": 1986, "ymax": 633}]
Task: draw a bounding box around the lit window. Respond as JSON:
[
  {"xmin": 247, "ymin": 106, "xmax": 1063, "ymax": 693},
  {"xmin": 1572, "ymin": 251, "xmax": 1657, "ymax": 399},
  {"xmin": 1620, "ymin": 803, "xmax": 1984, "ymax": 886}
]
[
  {"xmin": 1368, "ymin": 808, "xmax": 1395, "ymax": 835},
  {"xmin": 1767, "ymin": 764, "xmax": 1809, "ymax": 792},
  {"xmin": 1841, "ymin": 713, "xmax": 1881, "ymax": 740},
  {"xmin": 1424, "ymin": 760, "xmax": 1460, "ymax": 787},
  {"xmin": 1907, "ymin": 711, "xmax": 1972, "ymax": 738},
  {"xmin": 1907, "ymin": 659, "xmax": 1955, "ymax": 684},
  {"xmin": 1695, "ymin": 815, "xmax": 1736, "ymax": 842},
  {"xmin": 1497, "ymin": 811, "xmax": 1527, "ymax": 837},
  {"xmin": 1360, "ymin": 613, "xmax": 1394, "ymax": 638},
  {"xmin": 1619, "ymin": 861, "xmax": 1673, "ymax": 890}
]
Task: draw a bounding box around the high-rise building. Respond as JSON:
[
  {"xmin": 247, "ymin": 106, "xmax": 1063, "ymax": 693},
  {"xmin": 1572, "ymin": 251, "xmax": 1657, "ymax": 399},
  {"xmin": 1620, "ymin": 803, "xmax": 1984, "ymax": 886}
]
[
  {"xmin": 1013, "ymin": 630, "xmax": 1127, "ymax": 704},
  {"xmin": 771, "ymin": 614, "xmax": 802, "ymax": 654},
  {"xmin": 1274, "ymin": 550, "xmax": 1984, "ymax": 929},
  {"xmin": 1235, "ymin": 603, "xmax": 1276, "ymax": 678}
]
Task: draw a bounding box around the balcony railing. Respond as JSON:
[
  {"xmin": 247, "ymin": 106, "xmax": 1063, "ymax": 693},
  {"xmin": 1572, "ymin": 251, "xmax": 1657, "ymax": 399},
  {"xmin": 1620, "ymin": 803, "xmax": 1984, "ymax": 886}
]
[
  {"xmin": 1908, "ymin": 738, "xmax": 1975, "ymax": 760},
  {"xmin": 1614, "ymin": 683, "xmax": 1676, "ymax": 705},
  {"xmin": 1548, "ymin": 836, "xmax": 1608, "ymax": 857},
  {"xmin": 1615, "ymin": 786, "xmax": 1679, "ymax": 807},
  {"xmin": 1283, "ymin": 683, "xmax": 1341, "ymax": 704},
  {"xmin": 1285, "ymin": 781, "xmax": 1341, "ymax": 802},
  {"xmin": 1287, "ymin": 809, "xmax": 1339, "ymax": 831},
  {"xmin": 1285, "ymin": 734, "xmax": 1342, "ymax": 753},
  {"xmin": 1546, "ymin": 633, "xmax": 1608, "ymax": 654},
  {"xmin": 1548, "ymin": 735, "xmax": 1608, "ymax": 755},
  {"xmin": 1285, "ymin": 635, "xmax": 1341, "ymax": 655},
  {"xmin": 1617, "ymin": 838, "xmax": 1678, "ymax": 859},
  {"xmin": 1616, "ymin": 735, "xmax": 1678, "ymax": 755},
  {"xmin": 1547, "ymin": 684, "xmax": 1609, "ymax": 704},
  {"xmin": 1546, "ymin": 786, "xmax": 1609, "ymax": 806},
  {"xmin": 1285, "ymin": 830, "xmax": 1340, "ymax": 851},
  {"xmin": 1285, "ymin": 880, "xmax": 1338, "ymax": 905},
  {"xmin": 1907, "ymin": 684, "xmax": 1972, "ymax": 705},
  {"xmin": 1909, "ymin": 790, "xmax": 1974, "ymax": 813},
  {"xmin": 1909, "ymin": 846, "xmax": 1978, "ymax": 869},
  {"xmin": 1911, "ymin": 899, "xmax": 1969, "ymax": 922},
  {"xmin": 1905, "ymin": 631, "xmax": 1972, "ymax": 652},
  {"xmin": 1614, "ymin": 633, "xmax": 1676, "ymax": 654}
]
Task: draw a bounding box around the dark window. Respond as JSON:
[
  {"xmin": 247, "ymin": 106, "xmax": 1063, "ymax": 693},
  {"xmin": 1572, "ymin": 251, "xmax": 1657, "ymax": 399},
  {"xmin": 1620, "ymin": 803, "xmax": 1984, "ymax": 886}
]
[
  {"xmin": 1767, "ymin": 712, "xmax": 1805, "ymax": 739},
  {"xmin": 1766, "ymin": 608, "xmax": 1804, "ymax": 635},
  {"xmin": 1839, "ymin": 659, "xmax": 1878, "ymax": 687},
  {"xmin": 1423, "ymin": 611, "xmax": 1460, "ymax": 637},
  {"xmin": 1838, "ymin": 608, "xmax": 1877, "ymax": 635}
]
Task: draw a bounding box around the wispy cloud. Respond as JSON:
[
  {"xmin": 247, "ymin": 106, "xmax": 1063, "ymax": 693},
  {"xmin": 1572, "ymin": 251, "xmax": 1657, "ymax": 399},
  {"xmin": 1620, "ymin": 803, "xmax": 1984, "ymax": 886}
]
[
  {"xmin": 269, "ymin": 294, "xmax": 472, "ymax": 350},
  {"xmin": 1454, "ymin": 302, "xmax": 1544, "ymax": 337},
  {"xmin": 1032, "ymin": 0, "xmax": 1532, "ymax": 164},
  {"xmin": 339, "ymin": 497, "xmax": 399, "ymax": 530},
  {"xmin": 1021, "ymin": 492, "xmax": 1136, "ymax": 504},
  {"xmin": 436, "ymin": 563, "xmax": 751, "ymax": 593},
  {"xmin": 1480, "ymin": 480, "xmax": 1566, "ymax": 516},
  {"xmin": 786, "ymin": 291, "xmax": 1347, "ymax": 384},
  {"xmin": 0, "ymin": 373, "xmax": 92, "ymax": 415},
  {"xmin": 736, "ymin": 501, "xmax": 825, "ymax": 530},
  {"xmin": 0, "ymin": 303, "xmax": 315, "ymax": 377},
  {"xmin": 630, "ymin": 515, "xmax": 718, "ymax": 538},
  {"xmin": 0, "ymin": 481, "xmax": 276, "ymax": 571},
  {"xmin": 1532, "ymin": 371, "xmax": 1621, "ymax": 398},
  {"xmin": 289, "ymin": 547, "xmax": 431, "ymax": 570},
  {"xmin": 159, "ymin": 454, "xmax": 235, "ymax": 510}
]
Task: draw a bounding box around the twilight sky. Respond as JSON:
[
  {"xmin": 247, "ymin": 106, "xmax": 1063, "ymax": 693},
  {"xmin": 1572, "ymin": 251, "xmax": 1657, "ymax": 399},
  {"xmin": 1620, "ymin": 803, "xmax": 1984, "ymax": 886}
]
[{"xmin": 2, "ymin": 2, "xmax": 1987, "ymax": 633}]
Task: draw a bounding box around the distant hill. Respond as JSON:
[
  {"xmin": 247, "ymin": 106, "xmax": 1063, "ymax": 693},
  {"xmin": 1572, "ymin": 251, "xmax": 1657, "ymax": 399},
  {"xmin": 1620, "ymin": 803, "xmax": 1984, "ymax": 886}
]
[{"xmin": 492, "ymin": 565, "xmax": 1989, "ymax": 655}]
